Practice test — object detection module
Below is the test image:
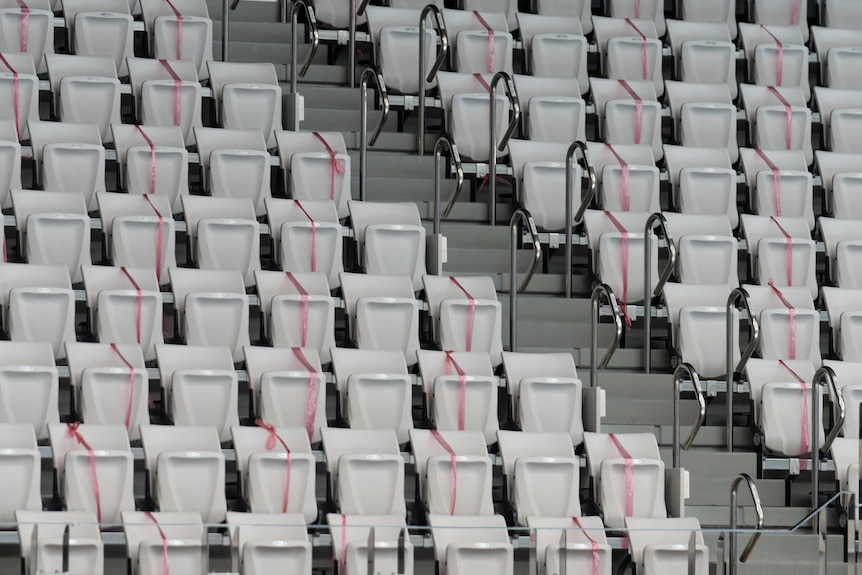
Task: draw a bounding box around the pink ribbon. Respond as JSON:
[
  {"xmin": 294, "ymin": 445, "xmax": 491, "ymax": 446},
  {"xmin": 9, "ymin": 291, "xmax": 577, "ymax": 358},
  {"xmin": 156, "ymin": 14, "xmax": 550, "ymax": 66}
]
[
  {"xmin": 761, "ymin": 25, "xmax": 785, "ymax": 87},
  {"xmin": 134, "ymin": 125, "xmax": 157, "ymax": 197},
  {"xmin": 604, "ymin": 144, "xmax": 631, "ymax": 211},
  {"xmin": 143, "ymin": 194, "xmax": 165, "ymax": 284},
  {"xmin": 755, "ymin": 149, "xmax": 783, "ymax": 217},
  {"xmin": 778, "ymin": 359, "xmax": 810, "ymax": 460},
  {"xmin": 768, "ymin": 280, "xmax": 798, "ymax": 360},
  {"xmin": 340, "ymin": 514, "xmax": 348, "ymax": 575},
  {"xmin": 0, "ymin": 53, "xmax": 20, "ymax": 142},
  {"xmin": 290, "ymin": 347, "xmax": 319, "ymax": 443},
  {"xmin": 608, "ymin": 433, "xmax": 634, "ymax": 519},
  {"xmin": 284, "ymin": 272, "xmax": 310, "ymax": 348},
  {"xmin": 15, "ymin": 0, "xmax": 29, "ymax": 53},
  {"xmin": 768, "ymin": 86, "xmax": 794, "ymax": 150},
  {"xmin": 625, "ymin": 18, "xmax": 649, "ymax": 80},
  {"xmin": 430, "ymin": 429, "xmax": 458, "ymax": 515},
  {"xmin": 444, "ymin": 351, "xmax": 467, "ymax": 431},
  {"xmin": 255, "ymin": 419, "xmax": 292, "ymax": 513},
  {"xmin": 163, "ymin": 0, "xmax": 183, "ymax": 60},
  {"xmin": 617, "ymin": 80, "xmax": 645, "ymax": 148},
  {"xmin": 119, "ymin": 267, "xmax": 143, "ymax": 345},
  {"xmin": 312, "ymin": 132, "xmax": 345, "ymax": 202},
  {"xmin": 67, "ymin": 422, "xmax": 102, "ymax": 524},
  {"xmin": 448, "ymin": 278, "xmax": 476, "ymax": 351},
  {"xmin": 473, "ymin": 11, "xmax": 495, "ymax": 74},
  {"xmin": 791, "ymin": 0, "xmax": 800, "ymax": 25},
  {"xmin": 472, "ymin": 73, "xmax": 491, "ymax": 93},
  {"xmin": 110, "ymin": 342, "xmax": 137, "ymax": 431},
  {"xmin": 158, "ymin": 60, "xmax": 183, "ymax": 127},
  {"xmin": 293, "ymin": 200, "xmax": 317, "ymax": 273},
  {"xmin": 571, "ymin": 517, "xmax": 601, "ymax": 575},
  {"xmin": 604, "ymin": 211, "xmax": 632, "ymax": 330},
  {"xmin": 144, "ymin": 511, "xmax": 170, "ymax": 575},
  {"xmin": 769, "ymin": 216, "xmax": 794, "ymax": 286}
]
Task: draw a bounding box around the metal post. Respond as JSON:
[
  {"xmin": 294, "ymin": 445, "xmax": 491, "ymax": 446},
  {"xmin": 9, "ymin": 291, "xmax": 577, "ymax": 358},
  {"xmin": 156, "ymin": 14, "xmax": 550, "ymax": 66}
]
[
  {"xmin": 349, "ymin": 0, "xmax": 356, "ymax": 87},
  {"xmin": 590, "ymin": 285, "xmax": 623, "ymax": 389},
  {"xmin": 487, "ymin": 72, "xmax": 520, "ymax": 226},
  {"xmin": 810, "ymin": 366, "xmax": 845, "ymax": 534},
  {"xmin": 729, "ymin": 473, "xmax": 764, "ymax": 575},
  {"xmin": 222, "ymin": 0, "xmax": 229, "ymax": 62},
  {"xmin": 509, "ymin": 208, "xmax": 541, "ymax": 353},
  {"xmin": 672, "ymin": 363, "xmax": 706, "ymax": 469},
  {"xmin": 359, "ymin": 67, "xmax": 389, "ymax": 202},
  {"xmin": 564, "ymin": 141, "xmax": 594, "ymax": 299},
  {"xmin": 725, "ymin": 288, "xmax": 760, "ymax": 453},
  {"xmin": 433, "ymin": 136, "xmax": 464, "ymax": 236},
  {"xmin": 417, "ymin": 6, "xmax": 448, "ymax": 156}
]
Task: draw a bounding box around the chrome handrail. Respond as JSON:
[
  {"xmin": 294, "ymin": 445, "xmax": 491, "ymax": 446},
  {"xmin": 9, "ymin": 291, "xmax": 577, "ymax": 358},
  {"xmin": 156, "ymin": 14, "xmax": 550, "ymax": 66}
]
[
  {"xmin": 433, "ymin": 136, "xmax": 464, "ymax": 235},
  {"xmin": 359, "ymin": 66, "xmax": 390, "ymax": 201},
  {"xmin": 811, "ymin": 365, "xmax": 846, "ymax": 533},
  {"xmin": 565, "ymin": 140, "xmax": 595, "ymax": 298},
  {"xmin": 729, "ymin": 473, "xmax": 764, "ymax": 574},
  {"xmin": 673, "ymin": 363, "xmax": 707, "ymax": 469},
  {"xmin": 488, "ymin": 71, "xmax": 520, "ymax": 226},
  {"xmin": 347, "ymin": 0, "xmax": 374, "ymax": 87},
  {"xmin": 590, "ymin": 284, "xmax": 623, "ymax": 389},
  {"xmin": 726, "ymin": 287, "xmax": 760, "ymax": 452},
  {"xmin": 418, "ymin": 4, "xmax": 449, "ymax": 156},
  {"xmin": 290, "ymin": 0, "xmax": 319, "ymax": 98},
  {"xmin": 223, "ymin": 0, "xmax": 231, "ymax": 62},
  {"xmin": 509, "ymin": 208, "xmax": 542, "ymax": 352},
  {"xmin": 643, "ymin": 212, "xmax": 677, "ymax": 373}
]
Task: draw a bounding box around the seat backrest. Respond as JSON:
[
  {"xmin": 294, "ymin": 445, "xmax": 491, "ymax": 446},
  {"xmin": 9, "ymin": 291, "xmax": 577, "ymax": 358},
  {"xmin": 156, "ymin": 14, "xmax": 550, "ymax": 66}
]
[
  {"xmin": 583, "ymin": 431, "xmax": 661, "ymax": 480},
  {"xmin": 320, "ymin": 427, "xmax": 400, "ymax": 478},
  {"xmin": 154, "ymin": 343, "xmax": 234, "ymax": 393},
  {"xmin": 339, "ymin": 273, "xmax": 416, "ymax": 317}
]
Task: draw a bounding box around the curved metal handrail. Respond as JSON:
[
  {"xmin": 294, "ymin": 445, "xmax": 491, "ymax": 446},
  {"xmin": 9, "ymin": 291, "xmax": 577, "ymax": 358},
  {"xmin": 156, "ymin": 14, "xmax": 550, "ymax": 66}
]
[
  {"xmin": 810, "ymin": 365, "xmax": 846, "ymax": 533},
  {"xmin": 347, "ymin": 0, "xmax": 374, "ymax": 87},
  {"xmin": 359, "ymin": 66, "xmax": 390, "ymax": 201},
  {"xmin": 725, "ymin": 287, "xmax": 760, "ymax": 452},
  {"xmin": 564, "ymin": 140, "xmax": 595, "ymax": 298},
  {"xmin": 643, "ymin": 212, "xmax": 677, "ymax": 374},
  {"xmin": 729, "ymin": 473, "xmax": 764, "ymax": 573},
  {"xmin": 672, "ymin": 363, "xmax": 707, "ymax": 469},
  {"xmin": 433, "ymin": 136, "xmax": 465, "ymax": 235},
  {"xmin": 222, "ymin": 0, "xmax": 233, "ymax": 61},
  {"xmin": 290, "ymin": 0, "xmax": 319, "ymax": 97},
  {"xmin": 488, "ymin": 71, "xmax": 520, "ymax": 226},
  {"xmin": 418, "ymin": 4, "xmax": 449, "ymax": 156},
  {"xmin": 590, "ymin": 284, "xmax": 623, "ymax": 389},
  {"xmin": 509, "ymin": 208, "xmax": 542, "ymax": 353}
]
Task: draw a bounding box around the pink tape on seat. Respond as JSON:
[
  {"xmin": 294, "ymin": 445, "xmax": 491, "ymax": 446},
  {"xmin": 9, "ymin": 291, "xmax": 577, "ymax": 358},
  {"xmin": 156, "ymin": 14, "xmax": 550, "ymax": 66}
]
[
  {"xmin": 430, "ymin": 429, "xmax": 458, "ymax": 515},
  {"xmin": 571, "ymin": 517, "xmax": 601, "ymax": 575},
  {"xmin": 760, "ymin": 25, "xmax": 785, "ymax": 87},
  {"xmin": 293, "ymin": 200, "xmax": 317, "ymax": 273},
  {"xmin": 790, "ymin": 0, "xmax": 801, "ymax": 25},
  {"xmin": 255, "ymin": 419, "xmax": 293, "ymax": 513},
  {"xmin": 767, "ymin": 86, "xmax": 794, "ymax": 151},
  {"xmin": 616, "ymin": 80, "xmax": 644, "ymax": 148},
  {"xmin": 134, "ymin": 125, "xmax": 157, "ymax": 197},
  {"xmin": 339, "ymin": 513, "xmax": 348, "ymax": 575},
  {"xmin": 473, "ymin": 11, "xmax": 495, "ymax": 74},
  {"xmin": 290, "ymin": 346, "xmax": 319, "ymax": 443},
  {"xmin": 110, "ymin": 341, "xmax": 137, "ymax": 432},
  {"xmin": 66, "ymin": 422, "xmax": 102, "ymax": 524},
  {"xmin": 768, "ymin": 280, "xmax": 798, "ymax": 360},
  {"xmin": 608, "ymin": 433, "xmax": 634, "ymax": 519},
  {"xmin": 158, "ymin": 59, "xmax": 183, "ymax": 127},
  {"xmin": 143, "ymin": 511, "xmax": 170, "ymax": 575},
  {"xmin": 0, "ymin": 53, "xmax": 21, "ymax": 142},
  {"xmin": 778, "ymin": 358, "xmax": 810, "ymax": 462},
  {"xmin": 444, "ymin": 351, "xmax": 468, "ymax": 431},
  {"xmin": 448, "ymin": 277, "xmax": 476, "ymax": 351},
  {"xmin": 312, "ymin": 132, "xmax": 345, "ymax": 202},
  {"xmin": 604, "ymin": 143, "xmax": 631, "ymax": 212},
  {"xmin": 603, "ymin": 210, "xmax": 632, "ymax": 330},
  {"xmin": 472, "ymin": 73, "xmax": 491, "ymax": 93},
  {"xmin": 755, "ymin": 149, "xmax": 783, "ymax": 217},
  {"xmin": 163, "ymin": 0, "xmax": 183, "ymax": 60},
  {"xmin": 143, "ymin": 194, "xmax": 165, "ymax": 284},
  {"xmin": 624, "ymin": 18, "xmax": 649, "ymax": 81},
  {"xmin": 15, "ymin": 0, "xmax": 29, "ymax": 53},
  {"xmin": 769, "ymin": 215, "xmax": 795, "ymax": 287},
  {"xmin": 284, "ymin": 272, "xmax": 311, "ymax": 348}
]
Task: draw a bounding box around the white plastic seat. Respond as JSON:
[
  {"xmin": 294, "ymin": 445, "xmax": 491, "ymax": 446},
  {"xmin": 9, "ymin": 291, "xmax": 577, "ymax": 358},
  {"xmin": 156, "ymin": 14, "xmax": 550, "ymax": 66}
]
[
  {"xmin": 441, "ymin": 9, "xmax": 513, "ymax": 75},
  {"xmin": 0, "ymin": 136, "xmax": 21, "ymax": 209},
  {"xmin": 583, "ymin": 432, "xmax": 666, "ymax": 529},
  {"xmin": 665, "ymin": 81, "xmax": 737, "ymax": 162},
  {"xmin": 536, "ymin": 0, "xmax": 592, "ymax": 34},
  {"xmin": 591, "ymin": 78, "xmax": 662, "ymax": 159},
  {"xmin": 663, "ymin": 145, "xmax": 736, "ymax": 223},
  {"xmin": 752, "ymin": 169, "xmax": 815, "ymax": 229},
  {"xmin": 816, "ymin": 151, "xmax": 862, "ymax": 219},
  {"xmin": 275, "ymin": 130, "xmax": 351, "ymax": 219},
  {"xmin": 321, "ymin": 427, "xmax": 405, "ymax": 515},
  {"xmin": 740, "ymin": 214, "xmax": 817, "ymax": 298},
  {"xmin": 500, "ymin": 351, "xmax": 585, "ymax": 443},
  {"xmin": 64, "ymin": 341, "xmax": 149, "ymax": 440},
  {"xmin": 0, "ymin": 7, "xmax": 53, "ymax": 74},
  {"xmin": 516, "ymin": 14, "xmax": 588, "ymax": 93},
  {"xmin": 45, "ymin": 54, "xmax": 120, "ymax": 144},
  {"xmin": 416, "ymin": 350, "xmax": 498, "ymax": 444},
  {"xmin": 0, "ymin": 54, "xmax": 39, "ymax": 142},
  {"xmin": 0, "ymin": 341, "xmax": 58, "ymax": 439},
  {"xmin": 812, "ymin": 25, "xmax": 862, "ymax": 87},
  {"xmin": 744, "ymin": 283, "xmax": 820, "ymax": 365},
  {"xmin": 326, "ymin": 513, "xmax": 414, "ymax": 575},
  {"xmin": 739, "ymin": 23, "xmax": 809, "ymax": 94},
  {"xmin": 63, "ymin": 0, "xmax": 133, "ymax": 76},
  {"xmin": 592, "ymin": 16, "xmax": 662, "ymax": 96},
  {"xmin": 17, "ymin": 510, "xmax": 103, "ymax": 575},
  {"xmin": 168, "ymin": 267, "xmax": 249, "ymax": 362},
  {"xmin": 507, "ymin": 139, "xmax": 581, "ymax": 231},
  {"xmin": 242, "ymin": 344, "xmax": 327, "ymax": 443},
  {"xmin": 626, "ymin": 517, "xmax": 709, "ymax": 575},
  {"xmin": 11, "ymin": 189, "xmax": 90, "ymax": 283},
  {"xmin": 527, "ymin": 516, "xmax": 611, "ymax": 575},
  {"xmin": 226, "ymin": 512, "xmax": 312, "ymax": 575},
  {"xmin": 661, "ymin": 213, "xmax": 737, "ymax": 288},
  {"xmin": 409, "ymin": 428, "xmax": 488, "ymax": 505},
  {"xmin": 497, "ymin": 430, "xmax": 580, "ymax": 525},
  {"xmin": 230, "ymin": 425, "xmax": 317, "ymax": 522},
  {"xmin": 48, "ymin": 423, "xmax": 134, "ymax": 524},
  {"xmin": 139, "ymin": 0, "xmax": 212, "ymax": 80},
  {"xmin": 181, "ymin": 195, "xmax": 260, "ymax": 286},
  {"xmin": 28, "ymin": 121, "xmax": 105, "ymax": 209},
  {"xmin": 140, "ymin": 424, "xmax": 226, "ymax": 523},
  {"xmin": 122, "ymin": 510, "xmax": 205, "ymax": 575},
  {"xmin": 154, "ymin": 343, "xmax": 238, "ymax": 442},
  {"xmin": 207, "ymin": 61, "xmax": 281, "ymax": 149},
  {"xmin": 0, "ymin": 262, "xmax": 75, "ymax": 361},
  {"xmin": 340, "ymin": 273, "xmax": 421, "ymax": 367},
  {"xmin": 739, "ymin": 84, "xmax": 812, "ymax": 164},
  {"xmin": 513, "ymin": 75, "xmax": 586, "ymax": 141},
  {"xmin": 752, "ymin": 0, "xmax": 808, "ymax": 40},
  {"xmin": 823, "ymin": 287, "xmax": 862, "ymax": 361},
  {"xmin": 0, "ymin": 423, "xmax": 40, "ymax": 522},
  {"xmin": 348, "ymin": 200, "xmax": 427, "ymax": 291},
  {"xmin": 830, "ymin": 437, "xmax": 862, "ymax": 511},
  {"xmin": 330, "ymin": 348, "xmax": 413, "ymax": 444},
  {"xmin": 824, "ymin": 360, "xmax": 862, "ymax": 439},
  {"xmin": 364, "ymin": 7, "xmax": 439, "ymax": 94},
  {"xmin": 820, "ymin": 217, "xmax": 862, "ymax": 288},
  {"xmin": 666, "ymin": 19, "xmax": 736, "ymax": 95},
  {"xmin": 127, "ymin": 57, "xmax": 202, "ymax": 146},
  {"xmin": 829, "ymin": 109, "xmax": 862, "ymax": 155},
  {"xmin": 428, "ymin": 514, "xmax": 513, "ymax": 575}
]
